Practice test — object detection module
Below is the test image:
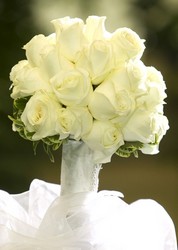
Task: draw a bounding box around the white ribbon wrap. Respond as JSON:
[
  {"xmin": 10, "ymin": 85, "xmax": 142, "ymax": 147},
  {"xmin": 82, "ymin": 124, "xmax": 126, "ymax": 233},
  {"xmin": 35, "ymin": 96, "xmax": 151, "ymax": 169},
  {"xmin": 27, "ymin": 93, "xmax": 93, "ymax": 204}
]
[
  {"xmin": 61, "ymin": 140, "xmax": 102, "ymax": 195},
  {"xmin": 0, "ymin": 141, "xmax": 177, "ymax": 249}
]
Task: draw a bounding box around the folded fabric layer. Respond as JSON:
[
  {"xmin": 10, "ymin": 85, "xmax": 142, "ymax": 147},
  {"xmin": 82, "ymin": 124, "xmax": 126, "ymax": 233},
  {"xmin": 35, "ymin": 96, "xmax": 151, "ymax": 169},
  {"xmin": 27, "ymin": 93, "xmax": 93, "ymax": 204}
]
[{"xmin": 0, "ymin": 179, "xmax": 177, "ymax": 250}]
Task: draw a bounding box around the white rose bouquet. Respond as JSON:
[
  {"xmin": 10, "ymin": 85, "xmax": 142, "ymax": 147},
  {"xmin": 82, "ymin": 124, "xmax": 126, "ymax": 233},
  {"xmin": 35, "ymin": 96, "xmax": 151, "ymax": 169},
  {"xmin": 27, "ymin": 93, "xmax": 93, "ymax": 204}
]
[{"xmin": 9, "ymin": 16, "xmax": 169, "ymax": 163}]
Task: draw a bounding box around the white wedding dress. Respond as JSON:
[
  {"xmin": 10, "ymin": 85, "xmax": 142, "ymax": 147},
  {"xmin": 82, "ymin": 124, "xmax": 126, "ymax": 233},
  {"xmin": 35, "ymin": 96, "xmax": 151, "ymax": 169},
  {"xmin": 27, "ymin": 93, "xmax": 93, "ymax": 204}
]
[{"xmin": 0, "ymin": 141, "xmax": 177, "ymax": 250}]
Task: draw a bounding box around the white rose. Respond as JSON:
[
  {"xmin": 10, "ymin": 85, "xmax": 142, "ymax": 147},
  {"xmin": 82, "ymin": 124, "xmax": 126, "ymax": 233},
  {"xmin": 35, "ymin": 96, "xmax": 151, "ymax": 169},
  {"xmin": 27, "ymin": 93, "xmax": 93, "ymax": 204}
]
[
  {"xmin": 146, "ymin": 66, "xmax": 167, "ymax": 111},
  {"xmin": 24, "ymin": 34, "xmax": 55, "ymax": 67},
  {"xmin": 127, "ymin": 59, "xmax": 147, "ymax": 92},
  {"xmin": 21, "ymin": 91, "xmax": 61, "ymax": 140},
  {"xmin": 58, "ymin": 106, "xmax": 93, "ymax": 140},
  {"xmin": 111, "ymin": 27, "xmax": 145, "ymax": 65},
  {"xmin": 10, "ymin": 60, "xmax": 51, "ymax": 99},
  {"xmin": 84, "ymin": 16, "xmax": 110, "ymax": 43},
  {"xmin": 23, "ymin": 34, "xmax": 69, "ymax": 79},
  {"xmin": 88, "ymin": 77, "xmax": 135, "ymax": 120},
  {"xmin": 103, "ymin": 60, "xmax": 147, "ymax": 98},
  {"xmin": 88, "ymin": 91, "xmax": 116, "ymax": 120},
  {"xmin": 140, "ymin": 114, "xmax": 169, "ymax": 155},
  {"xmin": 152, "ymin": 113, "xmax": 169, "ymax": 141},
  {"xmin": 83, "ymin": 120, "xmax": 124, "ymax": 163},
  {"xmin": 51, "ymin": 68, "xmax": 92, "ymax": 106},
  {"xmin": 122, "ymin": 109, "xmax": 165, "ymax": 144},
  {"xmin": 76, "ymin": 39, "xmax": 114, "ymax": 84},
  {"xmin": 52, "ymin": 17, "xmax": 86, "ymax": 62},
  {"xmin": 136, "ymin": 66, "xmax": 167, "ymax": 113},
  {"xmin": 146, "ymin": 66, "xmax": 166, "ymax": 89}
]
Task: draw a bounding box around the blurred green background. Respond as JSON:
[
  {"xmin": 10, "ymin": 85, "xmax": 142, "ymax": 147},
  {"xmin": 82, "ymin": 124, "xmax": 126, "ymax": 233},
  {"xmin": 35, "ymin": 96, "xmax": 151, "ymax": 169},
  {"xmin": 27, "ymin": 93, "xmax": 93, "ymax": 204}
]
[{"xmin": 0, "ymin": 0, "xmax": 178, "ymax": 236}]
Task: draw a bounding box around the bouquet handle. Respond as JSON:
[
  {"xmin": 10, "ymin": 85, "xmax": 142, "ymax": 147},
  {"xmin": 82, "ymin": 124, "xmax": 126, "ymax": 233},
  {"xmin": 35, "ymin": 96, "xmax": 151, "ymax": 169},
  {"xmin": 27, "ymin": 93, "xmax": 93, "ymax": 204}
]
[{"xmin": 60, "ymin": 140, "xmax": 102, "ymax": 196}]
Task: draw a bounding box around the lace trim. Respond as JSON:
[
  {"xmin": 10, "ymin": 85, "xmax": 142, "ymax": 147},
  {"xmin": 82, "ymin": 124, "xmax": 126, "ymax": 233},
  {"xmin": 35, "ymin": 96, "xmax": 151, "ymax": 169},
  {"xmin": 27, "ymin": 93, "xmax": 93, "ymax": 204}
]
[{"xmin": 90, "ymin": 164, "xmax": 102, "ymax": 192}]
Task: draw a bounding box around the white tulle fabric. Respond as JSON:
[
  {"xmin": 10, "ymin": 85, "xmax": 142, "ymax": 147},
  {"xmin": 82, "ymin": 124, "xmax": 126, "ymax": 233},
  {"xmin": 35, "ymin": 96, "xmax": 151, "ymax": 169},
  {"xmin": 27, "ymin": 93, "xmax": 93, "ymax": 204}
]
[{"xmin": 0, "ymin": 179, "xmax": 177, "ymax": 250}]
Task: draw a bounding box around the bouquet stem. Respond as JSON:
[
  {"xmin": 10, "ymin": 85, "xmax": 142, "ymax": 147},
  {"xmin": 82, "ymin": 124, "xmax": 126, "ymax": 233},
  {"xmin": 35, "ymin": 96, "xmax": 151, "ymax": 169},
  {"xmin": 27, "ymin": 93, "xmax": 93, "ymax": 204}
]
[{"xmin": 60, "ymin": 140, "xmax": 102, "ymax": 196}]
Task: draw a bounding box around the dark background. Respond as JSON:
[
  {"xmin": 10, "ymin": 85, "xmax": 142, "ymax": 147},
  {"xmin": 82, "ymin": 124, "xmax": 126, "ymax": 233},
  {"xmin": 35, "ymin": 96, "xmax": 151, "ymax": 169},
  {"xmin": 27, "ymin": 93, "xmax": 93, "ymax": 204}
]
[{"xmin": 0, "ymin": 0, "xmax": 177, "ymax": 236}]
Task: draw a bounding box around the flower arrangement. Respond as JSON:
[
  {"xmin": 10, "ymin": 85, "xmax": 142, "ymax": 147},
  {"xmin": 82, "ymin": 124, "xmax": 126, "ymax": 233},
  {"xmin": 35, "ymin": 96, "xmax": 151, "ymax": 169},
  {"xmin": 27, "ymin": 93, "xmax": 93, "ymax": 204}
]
[{"xmin": 9, "ymin": 16, "xmax": 169, "ymax": 163}]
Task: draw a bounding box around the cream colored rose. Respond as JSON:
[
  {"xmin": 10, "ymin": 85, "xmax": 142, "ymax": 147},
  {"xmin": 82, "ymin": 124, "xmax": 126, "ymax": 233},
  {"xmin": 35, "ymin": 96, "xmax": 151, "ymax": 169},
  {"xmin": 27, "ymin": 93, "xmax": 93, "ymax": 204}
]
[
  {"xmin": 76, "ymin": 40, "xmax": 113, "ymax": 84},
  {"xmin": 83, "ymin": 120, "xmax": 124, "ymax": 163},
  {"xmin": 21, "ymin": 91, "xmax": 61, "ymax": 140},
  {"xmin": 152, "ymin": 113, "xmax": 169, "ymax": 141},
  {"xmin": 84, "ymin": 16, "xmax": 110, "ymax": 43},
  {"xmin": 111, "ymin": 27, "xmax": 145, "ymax": 65},
  {"xmin": 10, "ymin": 60, "xmax": 51, "ymax": 99},
  {"xmin": 127, "ymin": 59, "xmax": 147, "ymax": 91},
  {"xmin": 140, "ymin": 114, "xmax": 169, "ymax": 155},
  {"xmin": 146, "ymin": 66, "xmax": 166, "ymax": 89},
  {"xmin": 88, "ymin": 76, "xmax": 135, "ymax": 120},
  {"xmin": 146, "ymin": 66, "xmax": 167, "ymax": 108},
  {"xmin": 52, "ymin": 17, "xmax": 86, "ymax": 62},
  {"xmin": 24, "ymin": 34, "xmax": 55, "ymax": 67},
  {"xmin": 88, "ymin": 91, "xmax": 116, "ymax": 120},
  {"xmin": 23, "ymin": 34, "xmax": 70, "ymax": 79},
  {"xmin": 88, "ymin": 60, "xmax": 147, "ymax": 121},
  {"xmin": 122, "ymin": 109, "xmax": 153, "ymax": 143},
  {"xmin": 122, "ymin": 109, "xmax": 168, "ymax": 144},
  {"xmin": 51, "ymin": 68, "xmax": 92, "ymax": 106},
  {"xmin": 106, "ymin": 60, "xmax": 147, "ymax": 98},
  {"xmin": 136, "ymin": 66, "xmax": 167, "ymax": 113},
  {"xmin": 58, "ymin": 106, "xmax": 93, "ymax": 140}
]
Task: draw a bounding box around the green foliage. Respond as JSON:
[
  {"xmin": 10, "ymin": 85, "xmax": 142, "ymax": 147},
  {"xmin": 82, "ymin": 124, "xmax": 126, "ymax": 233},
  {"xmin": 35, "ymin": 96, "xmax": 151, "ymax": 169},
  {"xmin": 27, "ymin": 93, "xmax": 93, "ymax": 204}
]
[
  {"xmin": 42, "ymin": 136, "xmax": 63, "ymax": 162},
  {"xmin": 13, "ymin": 97, "xmax": 29, "ymax": 113},
  {"xmin": 8, "ymin": 97, "xmax": 33, "ymax": 141},
  {"xmin": 116, "ymin": 141, "xmax": 144, "ymax": 158}
]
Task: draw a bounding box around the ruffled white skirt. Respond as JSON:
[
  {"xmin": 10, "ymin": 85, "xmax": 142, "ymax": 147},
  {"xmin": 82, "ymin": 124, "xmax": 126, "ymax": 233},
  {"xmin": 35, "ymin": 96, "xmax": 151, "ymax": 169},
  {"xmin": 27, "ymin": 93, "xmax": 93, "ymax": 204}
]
[{"xmin": 0, "ymin": 179, "xmax": 177, "ymax": 250}]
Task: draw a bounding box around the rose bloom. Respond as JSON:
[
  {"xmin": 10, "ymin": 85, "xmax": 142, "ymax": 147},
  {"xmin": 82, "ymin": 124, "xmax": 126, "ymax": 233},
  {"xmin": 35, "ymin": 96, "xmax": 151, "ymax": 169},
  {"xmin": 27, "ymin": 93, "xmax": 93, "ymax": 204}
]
[
  {"xmin": 83, "ymin": 16, "xmax": 110, "ymax": 43},
  {"xmin": 122, "ymin": 109, "xmax": 169, "ymax": 145},
  {"xmin": 10, "ymin": 60, "xmax": 51, "ymax": 99},
  {"xmin": 140, "ymin": 114, "xmax": 169, "ymax": 154},
  {"xmin": 76, "ymin": 40, "xmax": 114, "ymax": 84},
  {"xmin": 21, "ymin": 91, "xmax": 61, "ymax": 140},
  {"xmin": 24, "ymin": 33, "xmax": 75, "ymax": 79},
  {"xmin": 88, "ymin": 64, "xmax": 140, "ymax": 120},
  {"xmin": 126, "ymin": 59, "xmax": 147, "ymax": 92},
  {"xmin": 136, "ymin": 66, "xmax": 167, "ymax": 114},
  {"xmin": 89, "ymin": 87, "xmax": 135, "ymax": 121},
  {"xmin": 51, "ymin": 68, "xmax": 92, "ymax": 106},
  {"xmin": 83, "ymin": 120, "xmax": 124, "ymax": 163},
  {"xmin": 52, "ymin": 17, "xmax": 86, "ymax": 63},
  {"xmin": 58, "ymin": 106, "xmax": 93, "ymax": 140},
  {"xmin": 146, "ymin": 66, "xmax": 166, "ymax": 90},
  {"xmin": 52, "ymin": 16, "xmax": 110, "ymax": 64},
  {"xmin": 111, "ymin": 27, "xmax": 145, "ymax": 65},
  {"xmin": 23, "ymin": 34, "xmax": 56, "ymax": 68}
]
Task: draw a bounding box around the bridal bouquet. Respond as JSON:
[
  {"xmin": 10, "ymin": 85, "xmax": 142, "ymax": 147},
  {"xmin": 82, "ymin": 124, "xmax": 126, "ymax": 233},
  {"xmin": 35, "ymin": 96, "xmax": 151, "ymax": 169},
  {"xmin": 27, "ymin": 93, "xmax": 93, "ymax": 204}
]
[
  {"xmin": 9, "ymin": 16, "xmax": 169, "ymax": 163},
  {"xmin": 4, "ymin": 16, "xmax": 177, "ymax": 250}
]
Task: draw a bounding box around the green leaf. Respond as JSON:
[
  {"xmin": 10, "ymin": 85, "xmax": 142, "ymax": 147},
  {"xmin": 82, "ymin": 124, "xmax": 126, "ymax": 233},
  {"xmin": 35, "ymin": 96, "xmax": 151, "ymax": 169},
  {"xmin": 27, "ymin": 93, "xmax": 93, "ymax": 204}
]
[
  {"xmin": 14, "ymin": 97, "xmax": 30, "ymax": 111},
  {"xmin": 33, "ymin": 141, "xmax": 40, "ymax": 155},
  {"xmin": 11, "ymin": 97, "xmax": 30, "ymax": 119},
  {"xmin": 41, "ymin": 135, "xmax": 63, "ymax": 161},
  {"xmin": 150, "ymin": 134, "xmax": 159, "ymax": 145},
  {"xmin": 43, "ymin": 143, "xmax": 55, "ymax": 163},
  {"xmin": 24, "ymin": 128, "xmax": 35, "ymax": 140},
  {"xmin": 116, "ymin": 141, "xmax": 143, "ymax": 158},
  {"xmin": 52, "ymin": 142, "xmax": 62, "ymax": 151}
]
